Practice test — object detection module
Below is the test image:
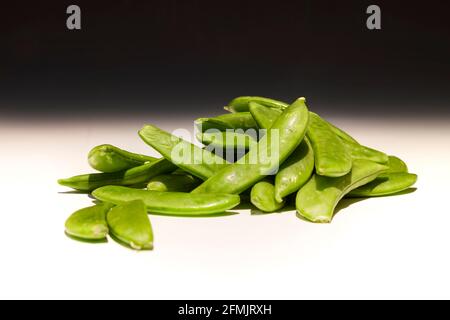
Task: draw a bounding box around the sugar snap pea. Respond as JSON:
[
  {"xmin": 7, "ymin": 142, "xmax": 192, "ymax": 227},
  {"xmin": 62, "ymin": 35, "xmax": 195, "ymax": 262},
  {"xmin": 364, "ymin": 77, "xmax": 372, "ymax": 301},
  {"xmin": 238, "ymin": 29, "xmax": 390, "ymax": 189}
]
[
  {"xmin": 195, "ymin": 112, "xmax": 258, "ymax": 132},
  {"xmin": 324, "ymin": 120, "xmax": 359, "ymax": 144},
  {"xmin": 307, "ymin": 112, "xmax": 352, "ymax": 177},
  {"xmin": 65, "ymin": 203, "xmax": 113, "ymax": 241},
  {"xmin": 107, "ymin": 200, "xmax": 153, "ymax": 250},
  {"xmin": 342, "ymin": 139, "xmax": 389, "ymax": 164},
  {"xmin": 225, "ymin": 96, "xmax": 289, "ymax": 113},
  {"xmin": 296, "ymin": 159, "xmax": 388, "ymax": 223},
  {"xmin": 139, "ymin": 125, "xmax": 229, "ymax": 180},
  {"xmin": 197, "ymin": 131, "xmax": 258, "ymax": 150},
  {"xmin": 147, "ymin": 173, "xmax": 202, "ymax": 192},
  {"xmin": 249, "ymin": 102, "xmax": 283, "ymax": 129},
  {"xmin": 88, "ymin": 144, "xmax": 157, "ymax": 173},
  {"xmin": 384, "ymin": 155, "xmax": 408, "ymax": 173},
  {"xmin": 93, "ymin": 186, "xmax": 241, "ymax": 216},
  {"xmin": 274, "ymin": 138, "xmax": 315, "ymax": 202},
  {"xmin": 58, "ymin": 158, "xmax": 177, "ymax": 192},
  {"xmin": 251, "ymin": 180, "xmax": 286, "ymax": 213},
  {"xmin": 192, "ymin": 98, "xmax": 309, "ymax": 195}
]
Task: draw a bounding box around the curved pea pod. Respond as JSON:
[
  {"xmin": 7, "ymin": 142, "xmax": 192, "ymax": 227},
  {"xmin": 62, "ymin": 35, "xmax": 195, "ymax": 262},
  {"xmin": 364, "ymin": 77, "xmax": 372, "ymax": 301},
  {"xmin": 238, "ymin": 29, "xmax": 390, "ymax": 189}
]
[
  {"xmin": 107, "ymin": 200, "xmax": 153, "ymax": 250},
  {"xmin": 307, "ymin": 112, "xmax": 352, "ymax": 177},
  {"xmin": 347, "ymin": 173, "xmax": 417, "ymax": 198},
  {"xmin": 88, "ymin": 144, "xmax": 157, "ymax": 173},
  {"xmin": 92, "ymin": 186, "xmax": 241, "ymax": 216},
  {"xmin": 58, "ymin": 158, "xmax": 177, "ymax": 192},
  {"xmin": 342, "ymin": 139, "xmax": 389, "ymax": 164},
  {"xmin": 195, "ymin": 112, "xmax": 258, "ymax": 132},
  {"xmin": 274, "ymin": 138, "xmax": 315, "ymax": 202},
  {"xmin": 225, "ymin": 96, "xmax": 289, "ymax": 113},
  {"xmin": 296, "ymin": 159, "xmax": 389, "ymax": 223},
  {"xmin": 197, "ymin": 131, "xmax": 258, "ymax": 150},
  {"xmin": 139, "ymin": 125, "xmax": 229, "ymax": 180},
  {"xmin": 251, "ymin": 180, "xmax": 286, "ymax": 213},
  {"xmin": 249, "ymin": 102, "xmax": 283, "ymax": 129},
  {"xmin": 385, "ymin": 155, "xmax": 408, "ymax": 173},
  {"xmin": 65, "ymin": 203, "xmax": 113, "ymax": 241},
  {"xmin": 323, "ymin": 120, "xmax": 359, "ymax": 144},
  {"xmin": 147, "ymin": 173, "xmax": 202, "ymax": 192},
  {"xmin": 192, "ymin": 98, "xmax": 310, "ymax": 195}
]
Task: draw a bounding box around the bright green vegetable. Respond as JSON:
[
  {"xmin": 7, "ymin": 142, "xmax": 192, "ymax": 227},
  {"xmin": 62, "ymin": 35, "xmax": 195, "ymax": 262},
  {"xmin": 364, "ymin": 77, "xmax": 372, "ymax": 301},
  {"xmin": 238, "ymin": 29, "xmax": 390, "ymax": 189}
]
[
  {"xmin": 197, "ymin": 131, "xmax": 258, "ymax": 150},
  {"xmin": 342, "ymin": 139, "xmax": 389, "ymax": 164},
  {"xmin": 65, "ymin": 203, "xmax": 113, "ymax": 241},
  {"xmin": 192, "ymin": 98, "xmax": 310, "ymax": 195},
  {"xmin": 307, "ymin": 112, "xmax": 352, "ymax": 177},
  {"xmin": 249, "ymin": 102, "xmax": 283, "ymax": 130},
  {"xmin": 93, "ymin": 186, "xmax": 241, "ymax": 216},
  {"xmin": 139, "ymin": 125, "xmax": 229, "ymax": 180},
  {"xmin": 251, "ymin": 180, "xmax": 286, "ymax": 213},
  {"xmin": 274, "ymin": 138, "xmax": 315, "ymax": 202},
  {"xmin": 225, "ymin": 96, "xmax": 289, "ymax": 113},
  {"xmin": 324, "ymin": 120, "xmax": 359, "ymax": 144},
  {"xmin": 88, "ymin": 144, "xmax": 157, "ymax": 173},
  {"xmin": 147, "ymin": 173, "xmax": 202, "ymax": 192},
  {"xmin": 384, "ymin": 155, "xmax": 408, "ymax": 173},
  {"xmin": 58, "ymin": 158, "xmax": 177, "ymax": 192},
  {"xmin": 107, "ymin": 200, "xmax": 153, "ymax": 250},
  {"xmin": 347, "ymin": 173, "xmax": 417, "ymax": 197},
  {"xmin": 195, "ymin": 112, "xmax": 258, "ymax": 132},
  {"xmin": 296, "ymin": 159, "xmax": 388, "ymax": 223}
]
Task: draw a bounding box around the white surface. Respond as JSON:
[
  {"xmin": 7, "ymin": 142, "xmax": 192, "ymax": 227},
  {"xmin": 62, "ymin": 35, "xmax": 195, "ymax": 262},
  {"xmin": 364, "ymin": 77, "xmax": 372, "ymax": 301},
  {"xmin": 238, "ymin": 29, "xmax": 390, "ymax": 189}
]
[{"xmin": 0, "ymin": 116, "xmax": 449, "ymax": 299}]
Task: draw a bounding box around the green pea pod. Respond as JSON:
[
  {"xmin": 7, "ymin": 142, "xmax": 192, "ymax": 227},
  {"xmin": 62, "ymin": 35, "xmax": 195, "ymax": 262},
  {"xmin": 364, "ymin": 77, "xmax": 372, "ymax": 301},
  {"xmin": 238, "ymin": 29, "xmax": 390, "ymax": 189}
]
[
  {"xmin": 249, "ymin": 102, "xmax": 283, "ymax": 129},
  {"xmin": 274, "ymin": 138, "xmax": 315, "ymax": 202},
  {"xmin": 197, "ymin": 131, "xmax": 258, "ymax": 150},
  {"xmin": 323, "ymin": 120, "xmax": 359, "ymax": 144},
  {"xmin": 88, "ymin": 144, "xmax": 157, "ymax": 173},
  {"xmin": 192, "ymin": 98, "xmax": 309, "ymax": 195},
  {"xmin": 347, "ymin": 173, "xmax": 417, "ymax": 198},
  {"xmin": 195, "ymin": 112, "xmax": 258, "ymax": 132},
  {"xmin": 147, "ymin": 173, "xmax": 202, "ymax": 192},
  {"xmin": 65, "ymin": 203, "xmax": 113, "ymax": 241},
  {"xmin": 225, "ymin": 96, "xmax": 289, "ymax": 113},
  {"xmin": 296, "ymin": 159, "xmax": 389, "ymax": 223},
  {"xmin": 139, "ymin": 125, "xmax": 229, "ymax": 180},
  {"xmin": 342, "ymin": 139, "xmax": 389, "ymax": 164},
  {"xmin": 58, "ymin": 158, "xmax": 177, "ymax": 192},
  {"xmin": 93, "ymin": 186, "xmax": 241, "ymax": 216},
  {"xmin": 307, "ymin": 112, "xmax": 352, "ymax": 177},
  {"xmin": 251, "ymin": 180, "xmax": 286, "ymax": 213},
  {"xmin": 385, "ymin": 155, "xmax": 408, "ymax": 173},
  {"xmin": 107, "ymin": 200, "xmax": 153, "ymax": 250}
]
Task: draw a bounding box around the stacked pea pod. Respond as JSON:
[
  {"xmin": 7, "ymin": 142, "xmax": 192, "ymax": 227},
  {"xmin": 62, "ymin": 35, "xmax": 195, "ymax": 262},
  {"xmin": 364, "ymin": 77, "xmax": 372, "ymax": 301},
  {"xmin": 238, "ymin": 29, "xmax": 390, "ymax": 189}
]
[{"xmin": 59, "ymin": 97, "xmax": 417, "ymax": 250}]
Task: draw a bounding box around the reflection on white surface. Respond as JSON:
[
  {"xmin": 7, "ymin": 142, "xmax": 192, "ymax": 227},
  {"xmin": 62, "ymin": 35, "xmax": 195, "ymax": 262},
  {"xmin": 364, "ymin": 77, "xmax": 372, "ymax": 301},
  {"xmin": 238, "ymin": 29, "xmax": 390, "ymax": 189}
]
[{"xmin": 0, "ymin": 116, "xmax": 449, "ymax": 299}]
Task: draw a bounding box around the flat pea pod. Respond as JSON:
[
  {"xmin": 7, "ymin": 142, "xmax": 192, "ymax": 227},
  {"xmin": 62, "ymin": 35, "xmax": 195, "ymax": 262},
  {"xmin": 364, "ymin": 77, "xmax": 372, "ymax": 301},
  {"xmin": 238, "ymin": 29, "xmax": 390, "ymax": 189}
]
[
  {"xmin": 274, "ymin": 138, "xmax": 315, "ymax": 202},
  {"xmin": 58, "ymin": 158, "xmax": 177, "ymax": 192},
  {"xmin": 195, "ymin": 112, "xmax": 258, "ymax": 132},
  {"xmin": 139, "ymin": 125, "xmax": 229, "ymax": 180},
  {"xmin": 249, "ymin": 102, "xmax": 283, "ymax": 129},
  {"xmin": 307, "ymin": 112, "xmax": 352, "ymax": 177},
  {"xmin": 65, "ymin": 203, "xmax": 113, "ymax": 241},
  {"xmin": 147, "ymin": 173, "xmax": 202, "ymax": 192},
  {"xmin": 342, "ymin": 139, "xmax": 389, "ymax": 164},
  {"xmin": 192, "ymin": 98, "xmax": 309, "ymax": 195},
  {"xmin": 197, "ymin": 131, "xmax": 258, "ymax": 150},
  {"xmin": 88, "ymin": 144, "xmax": 158, "ymax": 173},
  {"xmin": 107, "ymin": 200, "xmax": 153, "ymax": 250},
  {"xmin": 93, "ymin": 186, "xmax": 241, "ymax": 216},
  {"xmin": 296, "ymin": 159, "xmax": 388, "ymax": 223},
  {"xmin": 347, "ymin": 173, "xmax": 417, "ymax": 198},
  {"xmin": 251, "ymin": 180, "xmax": 286, "ymax": 213},
  {"xmin": 225, "ymin": 96, "xmax": 289, "ymax": 113},
  {"xmin": 385, "ymin": 155, "xmax": 408, "ymax": 173}
]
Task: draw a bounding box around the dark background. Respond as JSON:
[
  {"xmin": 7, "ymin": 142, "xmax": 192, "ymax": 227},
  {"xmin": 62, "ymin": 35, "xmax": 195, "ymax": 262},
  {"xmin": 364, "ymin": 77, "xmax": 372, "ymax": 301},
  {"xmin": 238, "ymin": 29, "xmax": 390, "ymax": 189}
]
[{"xmin": 1, "ymin": 0, "xmax": 449, "ymax": 118}]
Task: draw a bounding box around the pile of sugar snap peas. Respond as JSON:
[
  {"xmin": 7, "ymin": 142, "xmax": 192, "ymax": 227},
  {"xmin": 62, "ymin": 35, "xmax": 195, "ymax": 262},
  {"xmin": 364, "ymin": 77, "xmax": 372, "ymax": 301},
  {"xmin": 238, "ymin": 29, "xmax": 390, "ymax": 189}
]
[{"xmin": 59, "ymin": 96, "xmax": 417, "ymax": 250}]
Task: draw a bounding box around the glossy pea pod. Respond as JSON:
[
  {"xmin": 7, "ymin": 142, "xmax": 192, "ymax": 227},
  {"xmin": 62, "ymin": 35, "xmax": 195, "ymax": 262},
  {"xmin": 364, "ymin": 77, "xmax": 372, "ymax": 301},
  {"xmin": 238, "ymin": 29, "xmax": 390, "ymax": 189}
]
[
  {"xmin": 65, "ymin": 202, "xmax": 113, "ymax": 241},
  {"xmin": 307, "ymin": 112, "xmax": 352, "ymax": 177},
  {"xmin": 147, "ymin": 173, "xmax": 202, "ymax": 192},
  {"xmin": 139, "ymin": 125, "xmax": 229, "ymax": 180},
  {"xmin": 192, "ymin": 98, "xmax": 310, "ymax": 195},
  {"xmin": 107, "ymin": 200, "xmax": 154, "ymax": 250},
  {"xmin": 348, "ymin": 156, "xmax": 417, "ymax": 197},
  {"xmin": 88, "ymin": 144, "xmax": 157, "ymax": 173},
  {"xmin": 197, "ymin": 130, "xmax": 258, "ymax": 150},
  {"xmin": 296, "ymin": 159, "xmax": 389, "ymax": 223},
  {"xmin": 225, "ymin": 96, "xmax": 289, "ymax": 113},
  {"xmin": 342, "ymin": 139, "xmax": 389, "ymax": 164},
  {"xmin": 93, "ymin": 186, "xmax": 241, "ymax": 216},
  {"xmin": 249, "ymin": 102, "xmax": 283, "ymax": 129},
  {"xmin": 195, "ymin": 112, "xmax": 258, "ymax": 132},
  {"xmin": 58, "ymin": 158, "xmax": 177, "ymax": 192},
  {"xmin": 250, "ymin": 180, "xmax": 286, "ymax": 213}
]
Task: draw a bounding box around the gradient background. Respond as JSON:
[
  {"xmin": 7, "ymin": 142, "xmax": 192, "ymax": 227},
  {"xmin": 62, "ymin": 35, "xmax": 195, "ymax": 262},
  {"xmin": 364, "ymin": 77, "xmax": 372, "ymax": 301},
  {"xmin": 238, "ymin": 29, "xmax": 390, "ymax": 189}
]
[
  {"xmin": 1, "ymin": 0, "xmax": 449, "ymax": 118},
  {"xmin": 1, "ymin": 1, "xmax": 450, "ymax": 300}
]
